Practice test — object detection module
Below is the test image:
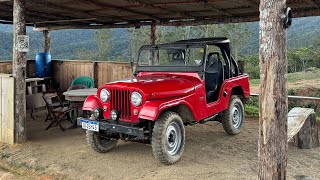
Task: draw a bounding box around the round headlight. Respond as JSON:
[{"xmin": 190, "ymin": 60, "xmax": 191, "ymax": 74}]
[
  {"xmin": 110, "ymin": 110, "xmax": 120, "ymax": 121},
  {"xmin": 100, "ymin": 89, "xmax": 110, "ymax": 102},
  {"xmin": 131, "ymin": 91, "xmax": 142, "ymax": 107},
  {"xmin": 93, "ymin": 108, "xmax": 101, "ymax": 119}
]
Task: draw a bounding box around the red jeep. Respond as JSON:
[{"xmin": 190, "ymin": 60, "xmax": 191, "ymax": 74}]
[{"xmin": 78, "ymin": 38, "xmax": 250, "ymax": 164}]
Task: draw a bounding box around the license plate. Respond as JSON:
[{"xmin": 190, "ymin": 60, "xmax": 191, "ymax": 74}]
[{"xmin": 81, "ymin": 120, "xmax": 99, "ymax": 132}]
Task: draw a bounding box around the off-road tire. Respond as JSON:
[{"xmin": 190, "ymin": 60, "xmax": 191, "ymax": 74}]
[
  {"xmin": 222, "ymin": 95, "xmax": 244, "ymax": 135},
  {"xmin": 152, "ymin": 111, "xmax": 185, "ymax": 165},
  {"xmin": 86, "ymin": 130, "xmax": 118, "ymax": 153}
]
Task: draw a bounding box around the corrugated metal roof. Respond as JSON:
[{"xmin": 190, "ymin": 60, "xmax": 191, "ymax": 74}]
[{"xmin": 0, "ymin": 0, "xmax": 319, "ymax": 30}]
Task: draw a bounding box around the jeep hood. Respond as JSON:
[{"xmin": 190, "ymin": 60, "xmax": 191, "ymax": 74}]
[{"xmin": 103, "ymin": 75, "xmax": 196, "ymax": 100}]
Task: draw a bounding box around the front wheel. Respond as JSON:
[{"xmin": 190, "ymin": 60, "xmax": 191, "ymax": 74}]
[
  {"xmin": 86, "ymin": 130, "xmax": 118, "ymax": 153},
  {"xmin": 152, "ymin": 111, "xmax": 185, "ymax": 165},
  {"xmin": 222, "ymin": 95, "xmax": 244, "ymax": 135}
]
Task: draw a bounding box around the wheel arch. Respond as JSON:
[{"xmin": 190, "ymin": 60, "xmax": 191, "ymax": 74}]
[
  {"xmin": 82, "ymin": 95, "xmax": 101, "ymax": 111},
  {"xmin": 158, "ymin": 104, "xmax": 196, "ymax": 124},
  {"xmin": 231, "ymin": 86, "xmax": 245, "ymax": 101}
]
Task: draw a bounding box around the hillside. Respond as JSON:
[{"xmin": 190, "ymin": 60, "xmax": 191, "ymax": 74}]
[{"xmin": 1, "ymin": 16, "xmax": 320, "ymax": 60}]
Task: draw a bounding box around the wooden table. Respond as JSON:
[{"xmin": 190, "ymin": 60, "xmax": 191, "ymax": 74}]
[
  {"xmin": 63, "ymin": 88, "xmax": 98, "ymax": 127},
  {"xmin": 26, "ymin": 77, "xmax": 51, "ymax": 95},
  {"xmin": 63, "ymin": 88, "xmax": 98, "ymax": 102}
]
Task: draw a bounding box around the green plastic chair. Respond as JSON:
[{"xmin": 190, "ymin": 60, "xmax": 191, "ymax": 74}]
[{"xmin": 68, "ymin": 76, "xmax": 94, "ymax": 90}]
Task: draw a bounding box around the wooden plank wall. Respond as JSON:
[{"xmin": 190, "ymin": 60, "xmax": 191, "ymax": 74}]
[
  {"xmin": 97, "ymin": 62, "xmax": 132, "ymax": 87},
  {"xmin": 0, "ymin": 60, "xmax": 133, "ymax": 91},
  {"xmin": 0, "ymin": 74, "xmax": 15, "ymax": 144},
  {"xmin": 0, "ymin": 60, "xmax": 34, "ymax": 76},
  {"xmin": 0, "ymin": 61, "xmax": 13, "ymax": 74},
  {"xmin": 52, "ymin": 60, "xmax": 94, "ymax": 91}
]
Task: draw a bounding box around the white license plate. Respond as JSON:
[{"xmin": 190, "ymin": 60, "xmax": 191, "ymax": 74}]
[{"xmin": 81, "ymin": 120, "xmax": 99, "ymax": 132}]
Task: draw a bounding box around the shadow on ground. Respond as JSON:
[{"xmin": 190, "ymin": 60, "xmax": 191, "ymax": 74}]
[{"xmin": 0, "ymin": 111, "xmax": 319, "ymax": 179}]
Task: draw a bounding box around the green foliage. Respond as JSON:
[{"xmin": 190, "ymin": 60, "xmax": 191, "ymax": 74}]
[
  {"xmin": 74, "ymin": 29, "xmax": 114, "ymax": 61},
  {"xmin": 287, "ymin": 47, "xmax": 320, "ymax": 73},
  {"xmin": 288, "ymin": 88, "xmax": 295, "ymax": 95},
  {"xmin": 245, "ymin": 97, "xmax": 259, "ymax": 117},
  {"xmin": 242, "ymin": 54, "xmax": 259, "ymax": 79}
]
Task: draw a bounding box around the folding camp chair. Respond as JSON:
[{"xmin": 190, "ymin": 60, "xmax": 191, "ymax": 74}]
[{"xmin": 42, "ymin": 92, "xmax": 76, "ymax": 131}]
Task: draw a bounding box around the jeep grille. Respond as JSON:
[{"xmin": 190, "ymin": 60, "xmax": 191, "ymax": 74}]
[{"xmin": 110, "ymin": 88, "xmax": 131, "ymax": 120}]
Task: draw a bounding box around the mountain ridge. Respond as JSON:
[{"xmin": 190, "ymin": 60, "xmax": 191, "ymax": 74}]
[{"xmin": 1, "ymin": 16, "xmax": 320, "ymax": 60}]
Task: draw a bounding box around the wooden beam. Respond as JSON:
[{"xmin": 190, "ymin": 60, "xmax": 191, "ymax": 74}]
[
  {"xmin": 43, "ymin": 30, "xmax": 51, "ymax": 53},
  {"xmin": 13, "ymin": 0, "xmax": 27, "ymax": 143},
  {"xmin": 30, "ymin": 6, "xmax": 320, "ymax": 31},
  {"xmin": 258, "ymin": 0, "xmax": 288, "ymax": 179},
  {"xmin": 32, "ymin": 15, "xmax": 260, "ymax": 31}
]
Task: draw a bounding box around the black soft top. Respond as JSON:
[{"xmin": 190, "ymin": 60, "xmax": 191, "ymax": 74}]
[{"xmin": 173, "ymin": 37, "xmax": 230, "ymax": 45}]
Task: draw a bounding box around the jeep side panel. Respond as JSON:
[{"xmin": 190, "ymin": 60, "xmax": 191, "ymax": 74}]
[{"xmin": 140, "ymin": 74, "xmax": 250, "ymax": 122}]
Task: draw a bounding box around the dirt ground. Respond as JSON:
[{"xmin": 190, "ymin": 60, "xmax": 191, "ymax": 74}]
[{"xmin": 0, "ymin": 112, "xmax": 319, "ymax": 180}]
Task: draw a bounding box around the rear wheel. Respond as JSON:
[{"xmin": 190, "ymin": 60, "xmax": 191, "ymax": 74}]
[
  {"xmin": 86, "ymin": 130, "xmax": 118, "ymax": 153},
  {"xmin": 222, "ymin": 95, "xmax": 244, "ymax": 135},
  {"xmin": 152, "ymin": 111, "xmax": 185, "ymax": 165}
]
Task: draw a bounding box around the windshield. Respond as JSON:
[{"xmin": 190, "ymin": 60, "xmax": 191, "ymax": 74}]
[{"xmin": 138, "ymin": 46, "xmax": 205, "ymax": 67}]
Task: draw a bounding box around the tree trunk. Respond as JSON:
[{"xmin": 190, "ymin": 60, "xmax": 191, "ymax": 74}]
[
  {"xmin": 13, "ymin": 0, "xmax": 27, "ymax": 143},
  {"xmin": 259, "ymin": 0, "xmax": 288, "ymax": 179},
  {"xmin": 43, "ymin": 30, "xmax": 51, "ymax": 53},
  {"xmin": 293, "ymin": 113, "xmax": 319, "ymax": 149}
]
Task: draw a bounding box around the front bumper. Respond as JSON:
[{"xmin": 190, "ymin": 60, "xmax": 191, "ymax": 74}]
[{"xmin": 77, "ymin": 118, "xmax": 144, "ymax": 137}]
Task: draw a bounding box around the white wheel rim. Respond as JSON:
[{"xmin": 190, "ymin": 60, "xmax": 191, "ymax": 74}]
[
  {"xmin": 165, "ymin": 121, "xmax": 182, "ymax": 156},
  {"xmin": 232, "ymin": 103, "xmax": 243, "ymax": 129}
]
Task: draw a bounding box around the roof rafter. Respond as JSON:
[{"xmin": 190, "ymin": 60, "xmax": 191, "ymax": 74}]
[
  {"xmin": 123, "ymin": 0, "xmax": 195, "ymax": 19},
  {"xmin": 245, "ymin": 0, "xmax": 260, "ymax": 7},
  {"xmin": 305, "ymin": 0, "xmax": 320, "ymax": 7},
  {"xmin": 77, "ymin": 0, "xmax": 162, "ymax": 21}
]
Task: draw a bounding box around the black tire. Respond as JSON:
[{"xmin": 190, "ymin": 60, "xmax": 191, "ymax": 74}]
[
  {"xmin": 222, "ymin": 95, "xmax": 244, "ymax": 135},
  {"xmin": 151, "ymin": 111, "xmax": 185, "ymax": 165},
  {"xmin": 86, "ymin": 130, "xmax": 118, "ymax": 153}
]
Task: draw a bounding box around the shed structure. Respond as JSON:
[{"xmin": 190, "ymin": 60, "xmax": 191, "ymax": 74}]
[
  {"xmin": 0, "ymin": 0, "xmax": 320, "ymax": 30},
  {"xmin": 1, "ymin": 0, "xmax": 320, "ymax": 179}
]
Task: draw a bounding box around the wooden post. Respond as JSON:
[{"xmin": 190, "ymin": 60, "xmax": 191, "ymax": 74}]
[
  {"xmin": 237, "ymin": 60, "xmax": 245, "ymax": 73},
  {"xmin": 43, "ymin": 30, "xmax": 51, "ymax": 53},
  {"xmin": 149, "ymin": 22, "xmax": 157, "ymax": 65},
  {"xmin": 13, "ymin": 0, "xmax": 27, "ymax": 143},
  {"xmin": 151, "ymin": 22, "xmax": 157, "ymax": 45},
  {"xmin": 259, "ymin": 0, "xmax": 288, "ymax": 179},
  {"xmin": 92, "ymin": 62, "xmax": 98, "ymax": 87},
  {"xmin": 293, "ymin": 113, "xmax": 319, "ymax": 149}
]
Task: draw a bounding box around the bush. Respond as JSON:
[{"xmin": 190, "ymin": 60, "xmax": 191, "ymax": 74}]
[{"xmin": 245, "ymin": 97, "xmax": 259, "ymax": 117}]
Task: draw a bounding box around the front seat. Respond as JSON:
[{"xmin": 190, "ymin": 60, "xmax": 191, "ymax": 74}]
[{"xmin": 205, "ymin": 53, "xmax": 223, "ymax": 101}]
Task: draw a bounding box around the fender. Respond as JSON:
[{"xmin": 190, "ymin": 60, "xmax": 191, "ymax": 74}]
[
  {"xmin": 138, "ymin": 98, "xmax": 196, "ymax": 121},
  {"xmin": 82, "ymin": 95, "xmax": 101, "ymax": 111}
]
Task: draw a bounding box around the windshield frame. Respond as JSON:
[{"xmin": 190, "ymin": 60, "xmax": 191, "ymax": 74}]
[{"xmin": 135, "ymin": 43, "xmax": 207, "ymax": 73}]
